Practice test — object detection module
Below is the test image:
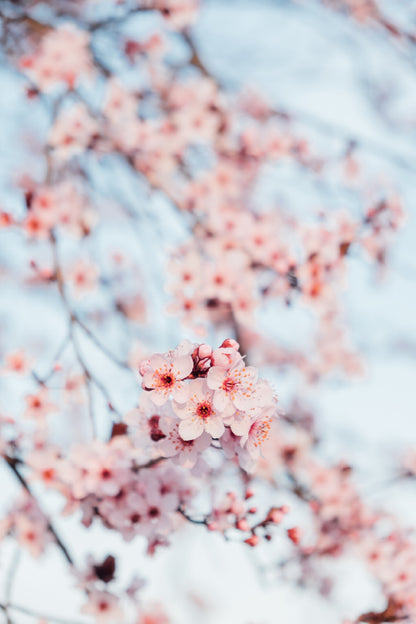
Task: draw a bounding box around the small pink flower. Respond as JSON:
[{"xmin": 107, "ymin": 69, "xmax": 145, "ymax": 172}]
[
  {"xmin": 141, "ymin": 352, "xmax": 193, "ymax": 406},
  {"xmin": 157, "ymin": 416, "xmax": 211, "ymax": 468},
  {"xmin": 207, "ymin": 363, "xmax": 258, "ymax": 411},
  {"xmin": 15, "ymin": 515, "xmax": 48, "ymax": 558},
  {"xmin": 23, "ymin": 211, "xmax": 53, "ymax": 239},
  {"xmin": 210, "ymin": 345, "xmax": 243, "ymax": 369},
  {"xmin": 1, "ymin": 350, "xmax": 32, "ymax": 375},
  {"xmin": 68, "ymin": 259, "xmax": 99, "ymax": 298},
  {"xmin": 81, "ymin": 590, "xmax": 123, "ymax": 623},
  {"xmin": 27, "ymin": 447, "xmax": 62, "ymax": 489},
  {"xmin": 25, "ymin": 388, "xmax": 56, "ymax": 420},
  {"xmin": 240, "ymin": 408, "xmax": 274, "ymax": 461},
  {"xmin": 173, "ymin": 378, "xmax": 227, "ymax": 440}
]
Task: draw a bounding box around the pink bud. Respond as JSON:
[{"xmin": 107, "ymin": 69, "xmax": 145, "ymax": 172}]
[
  {"xmin": 198, "ymin": 344, "xmax": 212, "ymax": 359},
  {"xmin": 41, "ymin": 268, "xmax": 53, "ymax": 280},
  {"xmin": 268, "ymin": 509, "xmax": 284, "ymax": 524},
  {"xmin": 207, "ymin": 522, "xmax": 218, "ymax": 531},
  {"xmin": 248, "ymin": 507, "xmax": 257, "ymax": 514},
  {"xmin": 287, "ymin": 527, "xmax": 302, "ymax": 544},
  {"xmin": 211, "ymin": 351, "xmax": 230, "ymax": 368},
  {"xmin": 245, "ymin": 488, "xmax": 254, "ymax": 500},
  {"xmin": 244, "ymin": 534, "xmax": 259, "ymax": 547},
  {"xmin": 221, "ymin": 338, "xmax": 239, "ymax": 351},
  {"xmin": 231, "ymin": 501, "xmax": 245, "ymax": 515},
  {"xmin": 236, "ymin": 519, "xmax": 250, "ymax": 532},
  {"xmin": 53, "ymin": 362, "xmax": 62, "ymax": 372}
]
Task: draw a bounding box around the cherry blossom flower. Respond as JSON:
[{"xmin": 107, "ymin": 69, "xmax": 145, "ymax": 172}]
[
  {"xmin": 25, "ymin": 388, "xmax": 57, "ymax": 421},
  {"xmin": 49, "ymin": 103, "xmax": 99, "ymax": 160},
  {"xmin": 20, "ymin": 24, "xmax": 92, "ymax": 92},
  {"xmin": 81, "ymin": 590, "xmax": 123, "ymax": 623},
  {"xmin": 157, "ymin": 416, "xmax": 211, "ymax": 468},
  {"xmin": 140, "ymin": 352, "xmax": 193, "ymax": 406},
  {"xmin": 207, "ymin": 362, "xmax": 259, "ymax": 411},
  {"xmin": 240, "ymin": 408, "xmax": 274, "ymax": 462},
  {"xmin": 173, "ymin": 378, "xmax": 227, "ymax": 440},
  {"xmin": 67, "ymin": 259, "xmax": 99, "ymax": 298},
  {"xmin": 1, "ymin": 350, "xmax": 32, "ymax": 375}
]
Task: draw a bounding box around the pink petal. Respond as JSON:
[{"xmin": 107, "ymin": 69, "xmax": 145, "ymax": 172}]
[
  {"xmin": 157, "ymin": 438, "xmax": 177, "ymax": 458},
  {"xmin": 207, "ymin": 366, "xmax": 226, "ymax": 390},
  {"xmin": 212, "ymin": 389, "xmax": 229, "ymax": 412},
  {"xmin": 233, "ymin": 394, "xmax": 256, "ymax": 411},
  {"xmin": 171, "ymin": 355, "xmax": 193, "ymax": 379},
  {"xmin": 243, "ymin": 366, "xmax": 259, "ymax": 384},
  {"xmin": 149, "ymin": 388, "xmax": 168, "ymax": 406},
  {"xmin": 204, "ymin": 416, "xmax": 225, "ymax": 439},
  {"xmin": 172, "ymin": 402, "xmax": 190, "ymax": 420},
  {"xmin": 179, "ymin": 418, "xmax": 204, "ymax": 441},
  {"xmin": 149, "ymin": 354, "xmax": 167, "ymax": 371},
  {"xmin": 194, "ymin": 431, "xmax": 212, "ymax": 452},
  {"xmin": 142, "ymin": 371, "xmax": 156, "ymax": 389},
  {"xmin": 231, "ymin": 418, "xmax": 250, "ymax": 437},
  {"xmin": 172, "ymin": 382, "xmax": 189, "ymax": 403}
]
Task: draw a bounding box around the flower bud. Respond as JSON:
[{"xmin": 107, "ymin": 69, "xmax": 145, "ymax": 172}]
[
  {"xmin": 244, "ymin": 534, "xmax": 259, "ymax": 547},
  {"xmin": 198, "ymin": 344, "xmax": 212, "ymax": 359},
  {"xmin": 221, "ymin": 338, "xmax": 239, "ymax": 350},
  {"xmin": 287, "ymin": 527, "xmax": 301, "ymax": 544},
  {"xmin": 236, "ymin": 519, "xmax": 250, "ymax": 532}
]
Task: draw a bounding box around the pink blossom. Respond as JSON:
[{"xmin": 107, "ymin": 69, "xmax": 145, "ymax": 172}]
[
  {"xmin": 67, "ymin": 259, "xmax": 99, "ymax": 298},
  {"xmin": 1, "ymin": 350, "xmax": 32, "ymax": 375},
  {"xmin": 173, "ymin": 378, "xmax": 227, "ymax": 440},
  {"xmin": 157, "ymin": 416, "xmax": 211, "ymax": 468},
  {"xmin": 49, "ymin": 103, "xmax": 99, "ymax": 160},
  {"xmin": 20, "ymin": 24, "xmax": 92, "ymax": 92},
  {"xmin": 207, "ymin": 362, "xmax": 258, "ymax": 411},
  {"xmin": 25, "ymin": 388, "xmax": 57, "ymax": 421},
  {"xmin": 27, "ymin": 447, "xmax": 62, "ymax": 490},
  {"xmin": 81, "ymin": 590, "xmax": 123, "ymax": 623},
  {"xmin": 141, "ymin": 352, "xmax": 193, "ymax": 405},
  {"xmin": 240, "ymin": 408, "xmax": 274, "ymax": 461}
]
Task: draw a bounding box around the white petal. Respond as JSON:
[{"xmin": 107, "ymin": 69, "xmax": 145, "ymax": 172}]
[
  {"xmin": 171, "ymin": 355, "xmax": 193, "ymax": 379},
  {"xmin": 179, "ymin": 418, "xmax": 204, "ymax": 441},
  {"xmin": 204, "ymin": 417, "xmax": 225, "ymax": 439},
  {"xmin": 207, "ymin": 366, "xmax": 226, "ymax": 390}
]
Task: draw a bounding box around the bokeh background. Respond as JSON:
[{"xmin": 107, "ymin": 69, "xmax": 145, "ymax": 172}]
[{"xmin": 1, "ymin": 1, "xmax": 416, "ymax": 622}]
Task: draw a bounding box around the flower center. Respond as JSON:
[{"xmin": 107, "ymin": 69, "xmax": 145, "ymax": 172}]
[
  {"xmin": 196, "ymin": 401, "xmax": 213, "ymax": 419},
  {"xmin": 223, "ymin": 377, "xmax": 236, "ymax": 393},
  {"xmin": 250, "ymin": 418, "xmax": 271, "ymax": 447},
  {"xmin": 161, "ymin": 373, "xmax": 174, "ymax": 387},
  {"xmin": 182, "ymin": 439, "xmax": 194, "ymax": 447}
]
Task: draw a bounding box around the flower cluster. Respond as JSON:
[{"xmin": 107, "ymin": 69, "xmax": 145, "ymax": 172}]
[
  {"xmin": 0, "ymin": 494, "xmax": 52, "ymax": 558},
  {"xmin": 20, "ymin": 24, "xmax": 92, "ymax": 92},
  {"xmin": 28, "ymin": 437, "xmax": 195, "ymax": 551},
  {"xmin": 204, "ymin": 490, "xmax": 292, "ymax": 547},
  {"xmin": 137, "ymin": 339, "xmax": 277, "ymax": 472},
  {"xmin": 21, "ymin": 180, "xmax": 96, "ymax": 240},
  {"xmin": 76, "ymin": 554, "xmax": 144, "ymax": 623}
]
